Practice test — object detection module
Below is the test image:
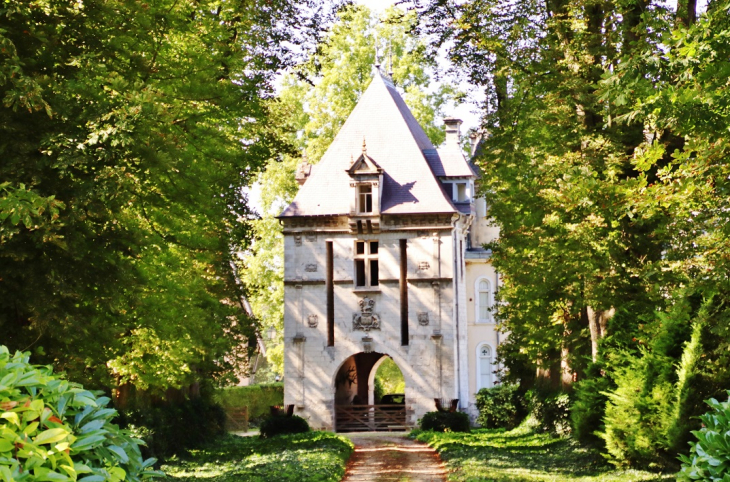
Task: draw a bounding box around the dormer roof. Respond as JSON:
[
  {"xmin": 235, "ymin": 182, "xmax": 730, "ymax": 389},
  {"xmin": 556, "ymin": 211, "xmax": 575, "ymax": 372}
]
[
  {"xmin": 279, "ymin": 71, "xmax": 456, "ymax": 218},
  {"xmin": 347, "ymin": 140, "xmax": 383, "ymax": 176}
]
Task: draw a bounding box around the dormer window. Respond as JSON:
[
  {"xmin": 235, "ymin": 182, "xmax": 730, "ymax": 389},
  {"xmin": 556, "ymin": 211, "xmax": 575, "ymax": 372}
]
[
  {"xmin": 443, "ymin": 181, "xmax": 472, "ymax": 203},
  {"xmin": 358, "ymin": 185, "xmax": 373, "ymax": 213}
]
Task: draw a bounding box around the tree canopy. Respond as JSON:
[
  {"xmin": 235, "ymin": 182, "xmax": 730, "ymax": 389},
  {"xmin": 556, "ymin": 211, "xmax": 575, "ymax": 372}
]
[
  {"xmin": 414, "ymin": 0, "xmax": 730, "ymax": 466},
  {"xmin": 0, "ymin": 0, "xmax": 336, "ymax": 393}
]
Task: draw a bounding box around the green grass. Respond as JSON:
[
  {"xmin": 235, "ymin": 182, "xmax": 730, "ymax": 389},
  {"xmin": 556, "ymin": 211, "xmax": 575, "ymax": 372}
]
[
  {"xmin": 412, "ymin": 424, "xmax": 677, "ymax": 482},
  {"xmin": 162, "ymin": 431, "xmax": 353, "ymax": 482}
]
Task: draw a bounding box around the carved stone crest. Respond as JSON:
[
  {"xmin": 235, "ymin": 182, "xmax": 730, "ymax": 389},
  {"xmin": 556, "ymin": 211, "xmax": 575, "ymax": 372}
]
[
  {"xmin": 305, "ymin": 263, "xmax": 317, "ymax": 272},
  {"xmin": 307, "ymin": 314, "xmax": 318, "ymax": 328},
  {"xmin": 353, "ymin": 297, "xmax": 381, "ymax": 331},
  {"xmin": 294, "ymin": 234, "xmax": 302, "ymax": 247},
  {"xmin": 418, "ymin": 312, "xmax": 429, "ymax": 326},
  {"xmin": 418, "ymin": 261, "xmax": 430, "ymax": 271}
]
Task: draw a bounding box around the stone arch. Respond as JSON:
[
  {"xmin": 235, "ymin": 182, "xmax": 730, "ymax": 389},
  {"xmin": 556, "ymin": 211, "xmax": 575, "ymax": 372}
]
[
  {"xmin": 331, "ymin": 351, "xmax": 413, "ymax": 407},
  {"xmin": 367, "ymin": 355, "xmax": 390, "ymax": 405}
]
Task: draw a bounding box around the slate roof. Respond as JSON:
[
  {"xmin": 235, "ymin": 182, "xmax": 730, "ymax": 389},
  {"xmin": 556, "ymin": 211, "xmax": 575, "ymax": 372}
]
[
  {"xmin": 279, "ymin": 71, "xmax": 457, "ymax": 217},
  {"xmin": 431, "ymin": 144, "xmax": 477, "ymax": 178}
]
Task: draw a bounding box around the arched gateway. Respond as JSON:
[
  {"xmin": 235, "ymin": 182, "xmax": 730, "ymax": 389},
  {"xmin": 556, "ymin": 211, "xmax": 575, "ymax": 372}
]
[
  {"xmin": 333, "ymin": 352, "xmax": 407, "ymax": 432},
  {"xmin": 277, "ymin": 67, "xmax": 502, "ymax": 430}
]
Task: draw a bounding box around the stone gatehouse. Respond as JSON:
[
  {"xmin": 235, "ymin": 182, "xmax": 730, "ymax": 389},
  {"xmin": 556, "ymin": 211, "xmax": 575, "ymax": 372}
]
[{"xmin": 278, "ymin": 69, "xmax": 501, "ymax": 430}]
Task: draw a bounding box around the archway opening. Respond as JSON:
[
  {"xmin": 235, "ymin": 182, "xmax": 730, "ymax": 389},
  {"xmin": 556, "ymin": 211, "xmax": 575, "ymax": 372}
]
[
  {"xmin": 333, "ymin": 352, "xmax": 408, "ymax": 432},
  {"xmin": 373, "ymin": 357, "xmax": 405, "ymax": 404},
  {"xmin": 334, "ymin": 352, "xmax": 385, "ymax": 407}
]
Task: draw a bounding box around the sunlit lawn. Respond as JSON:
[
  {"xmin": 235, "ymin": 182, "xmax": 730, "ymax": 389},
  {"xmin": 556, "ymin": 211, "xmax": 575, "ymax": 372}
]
[
  {"xmin": 162, "ymin": 432, "xmax": 353, "ymax": 482},
  {"xmin": 413, "ymin": 425, "xmax": 677, "ymax": 482}
]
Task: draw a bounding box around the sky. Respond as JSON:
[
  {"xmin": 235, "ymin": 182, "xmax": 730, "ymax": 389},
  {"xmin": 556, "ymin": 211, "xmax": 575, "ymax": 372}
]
[{"xmin": 354, "ymin": 0, "xmax": 484, "ymax": 135}]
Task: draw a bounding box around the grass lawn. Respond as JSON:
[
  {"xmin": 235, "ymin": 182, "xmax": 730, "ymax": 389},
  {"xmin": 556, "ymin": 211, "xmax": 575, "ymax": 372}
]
[
  {"xmin": 162, "ymin": 431, "xmax": 353, "ymax": 482},
  {"xmin": 412, "ymin": 425, "xmax": 677, "ymax": 482}
]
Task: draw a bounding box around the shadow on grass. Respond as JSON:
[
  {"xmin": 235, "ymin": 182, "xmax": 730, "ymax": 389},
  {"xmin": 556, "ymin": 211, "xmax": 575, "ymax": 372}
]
[
  {"xmin": 162, "ymin": 432, "xmax": 354, "ymax": 482},
  {"xmin": 413, "ymin": 427, "xmax": 677, "ymax": 482}
]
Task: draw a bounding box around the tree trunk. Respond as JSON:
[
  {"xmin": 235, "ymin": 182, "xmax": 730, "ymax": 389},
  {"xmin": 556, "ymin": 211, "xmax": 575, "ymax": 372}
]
[
  {"xmin": 677, "ymin": 0, "xmax": 697, "ymax": 26},
  {"xmin": 586, "ymin": 306, "xmax": 615, "ymax": 362}
]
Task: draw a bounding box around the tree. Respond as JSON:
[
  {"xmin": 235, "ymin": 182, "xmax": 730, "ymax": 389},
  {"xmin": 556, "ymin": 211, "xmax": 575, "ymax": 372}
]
[
  {"xmin": 413, "ymin": 0, "xmax": 730, "ymax": 466},
  {"xmin": 0, "ymin": 0, "xmax": 336, "ymax": 393},
  {"xmin": 240, "ymin": 4, "xmax": 459, "ymax": 375}
]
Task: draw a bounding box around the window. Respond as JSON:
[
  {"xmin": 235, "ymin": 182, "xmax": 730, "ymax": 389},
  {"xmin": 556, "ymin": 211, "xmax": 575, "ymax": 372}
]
[
  {"xmin": 477, "ymin": 343, "xmax": 493, "ymax": 390},
  {"xmin": 476, "ymin": 277, "xmax": 492, "ymax": 323},
  {"xmin": 443, "ymin": 181, "xmax": 472, "ymax": 203},
  {"xmin": 358, "ymin": 184, "xmax": 373, "ymax": 213},
  {"xmin": 456, "ymin": 183, "xmax": 467, "ymax": 202},
  {"xmin": 354, "ymin": 240, "xmax": 378, "ymax": 288}
]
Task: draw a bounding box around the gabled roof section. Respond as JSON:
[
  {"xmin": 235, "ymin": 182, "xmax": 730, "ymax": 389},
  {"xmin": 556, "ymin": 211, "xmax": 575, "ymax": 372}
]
[
  {"xmin": 347, "ymin": 140, "xmax": 382, "ymax": 176},
  {"xmin": 280, "ymin": 71, "xmax": 456, "ymax": 217}
]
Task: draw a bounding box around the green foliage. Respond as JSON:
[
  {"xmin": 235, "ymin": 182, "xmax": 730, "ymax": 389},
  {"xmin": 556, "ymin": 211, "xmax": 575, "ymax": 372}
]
[
  {"xmin": 416, "ymin": 0, "xmax": 730, "ymax": 469},
  {"xmin": 600, "ymin": 289, "xmax": 730, "ymax": 468},
  {"xmin": 0, "ymin": 346, "xmax": 162, "ymax": 481},
  {"xmin": 678, "ymin": 392, "xmax": 730, "ymax": 481},
  {"xmin": 412, "ymin": 426, "xmax": 675, "ymax": 482},
  {"xmin": 374, "ymin": 358, "xmax": 405, "ymax": 398},
  {"xmin": 162, "ymin": 432, "xmax": 353, "ymax": 482},
  {"xmin": 258, "ymin": 415, "xmax": 310, "ymax": 439},
  {"xmin": 118, "ymin": 397, "xmax": 226, "ymax": 460},
  {"xmin": 527, "ymin": 391, "xmax": 572, "ymax": 436},
  {"xmin": 373, "ymin": 378, "xmax": 384, "ymax": 403},
  {"xmin": 0, "ymin": 0, "xmax": 336, "ymax": 393},
  {"xmin": 420, "ymin": 411, "xmax": 471, "ymax": 433},
  {"xmin": 212, "ymin": 383, "xmax": 284, "ymax": 421},
  {"xmin": 475, "ymin": 384, "xmax": 521, "ymax": 430},
  {"xmin": 571, "ymin": 373, "xmax": 613, "ymax": 446}
]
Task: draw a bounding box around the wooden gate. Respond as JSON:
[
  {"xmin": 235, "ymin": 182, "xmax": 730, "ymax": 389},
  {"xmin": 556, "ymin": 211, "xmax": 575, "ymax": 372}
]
[{"xmin": 335, "ymin": 405, "xmax": 407, "ymax": 432}]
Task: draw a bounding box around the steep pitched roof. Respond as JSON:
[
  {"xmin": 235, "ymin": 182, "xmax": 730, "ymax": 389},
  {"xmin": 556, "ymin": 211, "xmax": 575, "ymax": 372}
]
[
  {"xmin": 280, "ymin": 71, "xmax": 456, "ymax": 217},
  {"xmin": 431, "ymin": 145, "xmax": 477, "ymax": 178}
]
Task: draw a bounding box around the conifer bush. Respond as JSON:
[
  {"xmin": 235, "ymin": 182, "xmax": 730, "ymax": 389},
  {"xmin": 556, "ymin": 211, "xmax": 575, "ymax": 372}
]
[
  {"xmin": 571, "ymin": 374, "xmax": 612, "ymax": 445},
  {"xmin": 0, "ymin": 346, "xmax": 162, "ymax": 481},
  {"xmin": 678, "ymin": 392, "xmax": 730, "ymax": 481}
]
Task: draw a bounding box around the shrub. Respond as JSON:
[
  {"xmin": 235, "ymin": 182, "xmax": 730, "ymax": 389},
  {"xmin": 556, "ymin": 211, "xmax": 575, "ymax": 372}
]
[
  {"xmin": 259, "ymin": 414, "xmax": 310, "ymax": 438},
  {"xmin": 601, "ymin": 353, "xmax": 676, "ymax": 467},
  {"xmin": 571, "ymin": 374, "xmax": 612, "ymax": 445},
  {"xmin": 678, "ymin": 392, "xmax": 730, "ymax": 481},
  {"xmin": 475, "ymin": 383, "xmax": 521, "ymax": 429},
  {"xmin": 213, "ymin": 383, "xmax": 284, "ymax": 420},
  {"xmin": 528, "ymin": 392, "xmax": 571, "ymax": 436},
  {"xmin": 0, "ymin": 346, "xmax": 161, "ymax": 481},
  {"xmin": 420, "ymin": 411, "xmax": 470, "ymax": 433},
  {"xmin": 118, "ymin": 396, "xmax": 226, "ymax": 459}
]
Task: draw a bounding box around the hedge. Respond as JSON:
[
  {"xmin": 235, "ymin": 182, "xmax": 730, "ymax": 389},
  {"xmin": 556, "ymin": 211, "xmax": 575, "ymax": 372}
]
[{"xmin": 212, "ymin": 383, "xmax": 283, "ymax": 420}]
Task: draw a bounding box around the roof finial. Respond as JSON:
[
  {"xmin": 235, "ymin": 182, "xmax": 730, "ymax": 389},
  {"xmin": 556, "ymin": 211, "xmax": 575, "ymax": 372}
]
[
  {"xmin": 350, "ymin": 153, "xmax": 354, "ymax": 166},
  {"xmin": 362, "ymin": 136, "xmax": 367, "ymax": 155}
]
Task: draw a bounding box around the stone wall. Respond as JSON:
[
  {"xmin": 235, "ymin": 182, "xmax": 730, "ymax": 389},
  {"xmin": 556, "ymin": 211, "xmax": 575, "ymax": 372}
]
[{"xmin": 282, "ymin": 225, "xmax": 458, "ymax": 430}]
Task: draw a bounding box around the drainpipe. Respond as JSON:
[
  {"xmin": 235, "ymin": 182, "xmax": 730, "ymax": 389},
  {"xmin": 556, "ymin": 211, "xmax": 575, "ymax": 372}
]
[{"xmin": 451, "ymin": 214, "xmax": 461, "ymax": 405}]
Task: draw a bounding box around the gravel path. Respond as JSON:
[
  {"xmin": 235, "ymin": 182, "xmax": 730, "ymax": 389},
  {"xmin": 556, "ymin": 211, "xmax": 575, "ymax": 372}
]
[{"xmin": 340, "ymin": 432, "xmax": 447, "ymax": 482}]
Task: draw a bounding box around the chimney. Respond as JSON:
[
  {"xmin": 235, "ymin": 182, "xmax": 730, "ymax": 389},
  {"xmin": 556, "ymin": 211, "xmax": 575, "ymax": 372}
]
[
  {"xmin": 295, "ymin": 154, "xmax": 312, "ymax": 186},
  {"xmin": 443, "ymin": 117, "xmax": 462, "ymax": 146}
]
